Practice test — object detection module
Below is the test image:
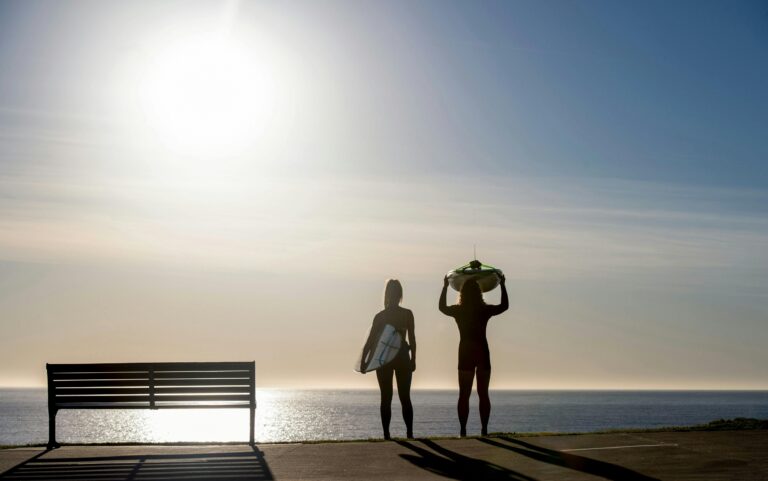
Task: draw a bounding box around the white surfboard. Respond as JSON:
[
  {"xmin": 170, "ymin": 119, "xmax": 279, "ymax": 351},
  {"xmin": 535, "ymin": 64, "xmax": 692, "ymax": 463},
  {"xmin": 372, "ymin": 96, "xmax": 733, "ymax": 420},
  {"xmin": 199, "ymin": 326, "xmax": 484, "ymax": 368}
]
[{"xmin": 355, "ymin": 324, "xmax": 402, "ymax": 373}]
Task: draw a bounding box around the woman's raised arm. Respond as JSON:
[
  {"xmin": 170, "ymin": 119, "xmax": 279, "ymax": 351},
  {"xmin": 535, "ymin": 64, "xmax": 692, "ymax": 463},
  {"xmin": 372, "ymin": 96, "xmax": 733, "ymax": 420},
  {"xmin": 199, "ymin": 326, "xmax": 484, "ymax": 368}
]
[
  {"xmin": 488, "ymin": 274, "xmax": 509, "ymax": 316},
  {"xmin": 439, "ymin": 276, "xmax": 454, "ymax": 316}
]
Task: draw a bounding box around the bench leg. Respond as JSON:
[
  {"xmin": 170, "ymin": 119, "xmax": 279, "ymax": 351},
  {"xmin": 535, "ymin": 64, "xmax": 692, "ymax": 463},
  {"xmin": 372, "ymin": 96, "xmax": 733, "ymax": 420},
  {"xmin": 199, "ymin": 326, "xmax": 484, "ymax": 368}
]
[
  {"xmin": 249, "ymin": 407, "xmax": 255, "ymax": 446},
  {"xmin": 47, "ymin": 408, "xmax": 60, "ymax": 449}
]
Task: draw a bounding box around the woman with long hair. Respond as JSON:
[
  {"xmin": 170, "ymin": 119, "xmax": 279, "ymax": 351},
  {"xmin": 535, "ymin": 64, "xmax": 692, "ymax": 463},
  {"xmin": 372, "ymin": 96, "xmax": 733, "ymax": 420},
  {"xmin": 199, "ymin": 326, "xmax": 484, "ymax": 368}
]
[
  {"xmin": 439, "ymin": 274, "xmax": 508, "ymax": 436},
  {"xmin": 361, "ymin": 279, "xmax": 416, "ymax": 439}
]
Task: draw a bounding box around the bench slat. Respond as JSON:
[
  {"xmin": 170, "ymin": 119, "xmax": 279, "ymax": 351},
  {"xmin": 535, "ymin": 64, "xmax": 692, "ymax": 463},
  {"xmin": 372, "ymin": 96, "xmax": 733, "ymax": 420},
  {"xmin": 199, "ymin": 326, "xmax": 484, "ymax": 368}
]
[
  {"xmin": 54, "ymin": 394, "xmax": 252, "ymax": 404},
  {"xmin": 53, "ymin": 380, "xmax": 151, "ymax": 388},
  {"xmin": 155, "ymin": 386, "xmax": 252, "ymax": 394},
  {"xmin": 153, "ymin": 395, "xmax": 252, "ymax": 402},
  {"xmin": 54, "ymin": 404, "xmax": 251, "ymax": 409},
  {"xmin": 52, "ymin": 371, "xmax": 251, "ymax": 379},
  {"xmin": 51, "ymin": 372, "xmax": 150, "ymax": 380},
  {"xmin": 153, "ymin": 379, "xmax": 252, "ymax": 386},
  {"xmin": 54, "ymin": 395, "xmax": 151, "ymax": 404},
  {"xmin": 53, "ymin": 386, "xmax": 252, "ymax": 395},
  {"xmin": 153, "ymin": 371, "xmax": 250, "ymax": 379},
  {"xmin": 48, "ymin": 362, "xmax": 253, "ymax": 373},
  {"xmin": 53, "ymin": 388, "xmax": 151, "ymax": 395},
  {"xmin": 52, "ymin": 378, "xmax": 253, "ymax": 388}
]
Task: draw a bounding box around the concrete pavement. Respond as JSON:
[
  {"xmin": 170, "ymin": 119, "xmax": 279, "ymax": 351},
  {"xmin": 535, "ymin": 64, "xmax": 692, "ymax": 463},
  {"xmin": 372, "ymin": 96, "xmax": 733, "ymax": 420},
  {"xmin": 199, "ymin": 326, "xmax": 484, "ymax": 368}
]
[{"xmin": 1, "ymin": 430, "xmax": 766, "ymax": 480}]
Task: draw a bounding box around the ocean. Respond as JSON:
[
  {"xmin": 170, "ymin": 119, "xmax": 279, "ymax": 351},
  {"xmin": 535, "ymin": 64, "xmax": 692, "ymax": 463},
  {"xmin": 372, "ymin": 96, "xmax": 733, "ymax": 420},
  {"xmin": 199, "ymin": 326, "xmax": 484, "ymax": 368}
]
[{"xmin": 1, "ymin": 389, "xmax": 767, "ymax": 445}]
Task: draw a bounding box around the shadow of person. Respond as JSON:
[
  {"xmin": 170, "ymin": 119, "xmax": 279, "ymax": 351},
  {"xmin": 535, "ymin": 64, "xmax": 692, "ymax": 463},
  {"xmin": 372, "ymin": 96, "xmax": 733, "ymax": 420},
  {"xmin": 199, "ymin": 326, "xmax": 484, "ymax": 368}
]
[
  {"xmin": 396, "ymin": 439, "xmax": 537, "ymax": 481},
  {"xmin": 0, "ymin": 446, "xmax": 274, "ymax": 481},
  {"xmin": 478, "ymin": 437, "xmax": 659, "ymax": 481}
]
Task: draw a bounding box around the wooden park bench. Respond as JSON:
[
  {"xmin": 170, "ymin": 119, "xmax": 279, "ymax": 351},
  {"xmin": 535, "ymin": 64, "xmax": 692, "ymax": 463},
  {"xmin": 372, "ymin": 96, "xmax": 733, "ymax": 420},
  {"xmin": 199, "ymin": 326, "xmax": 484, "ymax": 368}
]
[{"xmin": 46, "ymin": 361, "xmax": 256, "ymax": 449}]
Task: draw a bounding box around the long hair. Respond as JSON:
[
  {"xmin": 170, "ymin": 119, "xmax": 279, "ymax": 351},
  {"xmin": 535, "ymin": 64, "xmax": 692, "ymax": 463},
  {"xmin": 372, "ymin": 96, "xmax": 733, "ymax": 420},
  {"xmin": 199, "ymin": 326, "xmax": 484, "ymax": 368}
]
[
  {"xmin": 458, "ymin": 279, "xmax": 484, "ymax": 307},
  {"xmin": 383, "ymin": 279, "xmax": 403, "ymax": 309}
]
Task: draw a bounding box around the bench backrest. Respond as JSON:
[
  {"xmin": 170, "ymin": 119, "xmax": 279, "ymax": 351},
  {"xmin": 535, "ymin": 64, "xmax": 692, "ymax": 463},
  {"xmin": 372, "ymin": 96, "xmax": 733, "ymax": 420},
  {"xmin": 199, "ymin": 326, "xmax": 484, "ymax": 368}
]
[{"xmin": 47, "ymin": 362, "xmax": 255, "ymax": 410}]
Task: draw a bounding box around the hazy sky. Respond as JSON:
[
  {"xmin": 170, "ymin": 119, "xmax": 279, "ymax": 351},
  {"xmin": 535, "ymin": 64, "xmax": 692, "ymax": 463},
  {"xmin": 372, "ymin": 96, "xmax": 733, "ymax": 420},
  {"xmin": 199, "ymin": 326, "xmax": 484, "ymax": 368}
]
[{"xmin": 1, "ymin": 0, "xmax": 767, "ymax": 389}]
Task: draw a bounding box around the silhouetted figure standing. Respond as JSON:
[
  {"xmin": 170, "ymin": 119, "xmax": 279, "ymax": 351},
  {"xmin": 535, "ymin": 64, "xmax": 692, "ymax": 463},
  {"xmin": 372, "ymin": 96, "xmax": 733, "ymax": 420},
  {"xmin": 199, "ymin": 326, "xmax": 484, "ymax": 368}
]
[
  {"xmin": 361, "ymin": 279, "xmax": 417, "ymax": 439},
  {"xmin": 439, "ymin": 275, "xmax": 508, "ymax": 436}
]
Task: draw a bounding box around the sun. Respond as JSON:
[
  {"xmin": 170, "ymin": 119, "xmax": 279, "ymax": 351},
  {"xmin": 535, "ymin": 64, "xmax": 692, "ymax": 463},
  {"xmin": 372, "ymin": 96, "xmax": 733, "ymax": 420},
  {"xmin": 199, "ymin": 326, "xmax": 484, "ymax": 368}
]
[{"xmin": 139, "ymin": 33, "xmax": 275, "ymax": 157}]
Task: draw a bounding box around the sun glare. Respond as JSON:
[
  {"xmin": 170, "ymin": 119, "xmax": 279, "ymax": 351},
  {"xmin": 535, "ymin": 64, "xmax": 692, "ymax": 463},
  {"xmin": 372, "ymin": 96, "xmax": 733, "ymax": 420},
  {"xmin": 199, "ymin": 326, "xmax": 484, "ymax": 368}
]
[{"xmin": 139, "ymin": 33, "xmax": 276, "ymax": 157}]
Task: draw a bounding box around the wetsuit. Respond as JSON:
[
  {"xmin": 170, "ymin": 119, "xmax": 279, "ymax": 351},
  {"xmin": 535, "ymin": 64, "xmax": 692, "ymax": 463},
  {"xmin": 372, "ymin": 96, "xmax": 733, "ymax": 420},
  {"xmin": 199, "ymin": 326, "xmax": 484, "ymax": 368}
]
[{"xmin": 439, "ymin": 285, "xmax": 508, "ymax": 371}]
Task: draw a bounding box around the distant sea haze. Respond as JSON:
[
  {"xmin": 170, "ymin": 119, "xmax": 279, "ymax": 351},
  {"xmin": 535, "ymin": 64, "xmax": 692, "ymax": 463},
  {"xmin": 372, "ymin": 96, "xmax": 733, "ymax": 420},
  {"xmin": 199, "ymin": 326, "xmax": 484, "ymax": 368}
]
[{"xmin": 1, "ymin": 389, "xmax": 767, "ymax": 445}]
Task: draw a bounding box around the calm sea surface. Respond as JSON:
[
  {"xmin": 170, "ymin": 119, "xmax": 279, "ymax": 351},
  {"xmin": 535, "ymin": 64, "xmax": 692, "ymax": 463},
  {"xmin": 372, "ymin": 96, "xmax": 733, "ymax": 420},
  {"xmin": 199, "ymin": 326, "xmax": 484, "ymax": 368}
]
[{"xmin": 1, "ymin": 389, "xmax": 767, "ymax": 445}]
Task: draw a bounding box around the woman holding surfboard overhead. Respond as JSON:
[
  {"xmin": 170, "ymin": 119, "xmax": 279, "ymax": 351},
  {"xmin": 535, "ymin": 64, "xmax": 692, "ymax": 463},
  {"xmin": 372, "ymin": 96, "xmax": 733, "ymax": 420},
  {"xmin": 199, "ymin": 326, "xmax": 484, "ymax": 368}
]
[
  {"xmin": 440, "ymin": 261, "xmax": 508, "ymax": 437},
  {"xmin": 360, "ymin": 279, "xmax": 416, "ymax": 440}
]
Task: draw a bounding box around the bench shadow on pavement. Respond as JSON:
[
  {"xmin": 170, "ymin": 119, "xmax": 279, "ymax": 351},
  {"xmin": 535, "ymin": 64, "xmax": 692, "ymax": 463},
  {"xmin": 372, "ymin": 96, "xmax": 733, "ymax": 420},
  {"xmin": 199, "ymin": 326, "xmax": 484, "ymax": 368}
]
[
  {"xmin": 478, "ymin": 437, "xmax": 659, "ymax": 481},
  {"xmin": 0, "ymin": 446, "xmax": 273, "ymax": 481},
  {"xmin": 396, "ymin": 439, "xmax": 538, "ymax": 481}
]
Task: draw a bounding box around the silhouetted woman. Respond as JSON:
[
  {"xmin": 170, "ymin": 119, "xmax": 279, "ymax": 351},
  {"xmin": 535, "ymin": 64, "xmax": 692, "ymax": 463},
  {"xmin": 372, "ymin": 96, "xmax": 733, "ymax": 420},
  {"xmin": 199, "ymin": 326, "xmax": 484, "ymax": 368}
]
[
  {"xmin": 361, "ymin": 279, "xmax": 416, "ymax": 439},
  {"xmin": 439, "ymin": 275, "xmax": 508, "ymax": 436}
]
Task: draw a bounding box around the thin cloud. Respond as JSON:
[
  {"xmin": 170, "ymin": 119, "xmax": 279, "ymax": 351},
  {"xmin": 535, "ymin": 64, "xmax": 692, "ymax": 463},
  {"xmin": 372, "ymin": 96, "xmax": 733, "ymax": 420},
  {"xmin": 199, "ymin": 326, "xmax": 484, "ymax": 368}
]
[{"xmin": 1, "ymin": 171, "xmax": 766, "ymax": 292}]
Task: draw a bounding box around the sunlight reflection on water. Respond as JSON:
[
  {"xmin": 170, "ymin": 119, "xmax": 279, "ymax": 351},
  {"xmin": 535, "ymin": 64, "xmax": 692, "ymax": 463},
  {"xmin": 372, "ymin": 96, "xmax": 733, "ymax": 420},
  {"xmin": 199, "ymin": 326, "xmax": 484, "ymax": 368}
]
[
  {"xmin": 58, "ymin": 390, "xmax": 282, "ymax": 443},
  {"xmin": 52, "ymin": 390, "xmax": 391, "ymax": 443}
]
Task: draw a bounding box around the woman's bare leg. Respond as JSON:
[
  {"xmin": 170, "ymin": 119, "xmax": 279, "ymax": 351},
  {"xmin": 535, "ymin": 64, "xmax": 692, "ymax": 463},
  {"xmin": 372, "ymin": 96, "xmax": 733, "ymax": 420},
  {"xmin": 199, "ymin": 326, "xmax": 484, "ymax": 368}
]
[
  {"xmin": 395, "ymin": 366, "xmax": 414, "ymax": 438},
  {"xmin": 457, "ymin": 369, "xmax": 474, "ymax": 437},
  {"xmin": 476, "ymin": 369, "xmax": 491, "ymax": 435},
  {"xmin": 376, "ymin": 367, "xmax": 394, "ymax": 439}
]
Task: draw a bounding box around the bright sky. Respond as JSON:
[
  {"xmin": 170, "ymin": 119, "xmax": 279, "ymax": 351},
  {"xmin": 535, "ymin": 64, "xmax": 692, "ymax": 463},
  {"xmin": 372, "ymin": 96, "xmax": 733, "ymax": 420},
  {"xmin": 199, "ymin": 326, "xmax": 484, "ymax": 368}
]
[{"xmin": 1, "ymin": 0, "xmax": 767, "ymax": 389}]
